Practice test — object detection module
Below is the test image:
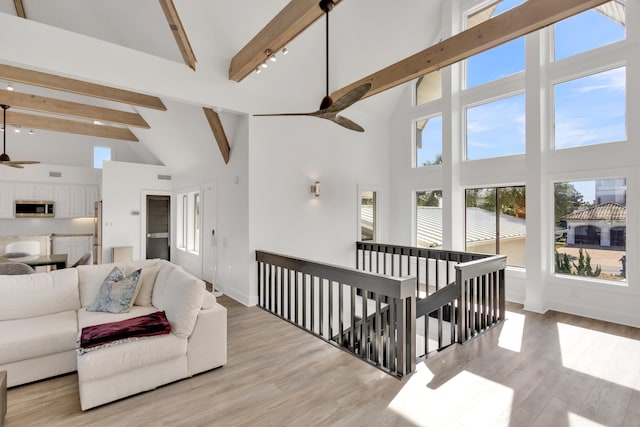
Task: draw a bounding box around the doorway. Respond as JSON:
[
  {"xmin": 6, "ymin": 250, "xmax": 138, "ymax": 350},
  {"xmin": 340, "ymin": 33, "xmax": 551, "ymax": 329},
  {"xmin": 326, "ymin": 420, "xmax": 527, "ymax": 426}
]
[{"xmin": 146, "ymin": 195, "xmax": 170, "ymax": 260}]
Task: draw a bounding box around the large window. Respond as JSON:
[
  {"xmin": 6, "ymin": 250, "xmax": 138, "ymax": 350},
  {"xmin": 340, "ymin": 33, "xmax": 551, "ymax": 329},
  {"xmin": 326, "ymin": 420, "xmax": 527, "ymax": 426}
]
[
  {"xmin": 466, "ymin": 94, "xmax": 526, "ymax": 160},
  {"xmin": 465, "ymin": 0, "xmax": 525, "ymax": 88},
  {"xmin": 554, "ymin": 178, "xmax": 626, "ymax": 282},
  {"xmin": 465, "ymin": 186, "xmax": 526, "ymax": 267},
  {"xmin": 554, "ymin": 1, "xmax": 625, "ymax": 61},
  {"xmin": 414, "ymin": 115, "xmax": 443, "ymax": 167},
  {"xmin": 416, "ymin": 190, "xmax": 443, "ymax": 249},
  {"xmin": 554, "ymin": 67, "xmax": 626, "ymax": 150},
  {"xmin": 177, "ymin": 191, "xmax": 200, "ymax": 254}
]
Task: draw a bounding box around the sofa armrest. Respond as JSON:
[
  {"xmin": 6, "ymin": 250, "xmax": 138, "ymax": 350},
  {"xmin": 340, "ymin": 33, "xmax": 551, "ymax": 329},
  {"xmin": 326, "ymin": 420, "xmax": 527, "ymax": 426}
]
[{"xmin": 187, "ymin": 301, "xmax": 227, "ymax": 376}]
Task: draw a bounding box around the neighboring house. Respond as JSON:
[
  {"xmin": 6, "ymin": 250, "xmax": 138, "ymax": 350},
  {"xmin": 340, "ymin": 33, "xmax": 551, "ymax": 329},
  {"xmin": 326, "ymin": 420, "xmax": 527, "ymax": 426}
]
[{"xmin": 563, "ymin": 202, "xmax": 626, "ymax": 248}]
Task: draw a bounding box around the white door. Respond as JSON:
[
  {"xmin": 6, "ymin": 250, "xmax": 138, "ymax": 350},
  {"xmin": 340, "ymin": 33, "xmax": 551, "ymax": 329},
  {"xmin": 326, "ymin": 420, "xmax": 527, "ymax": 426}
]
[{"xmin": 201, "ymin": 184, "xmax": 217, "ymax": 285}]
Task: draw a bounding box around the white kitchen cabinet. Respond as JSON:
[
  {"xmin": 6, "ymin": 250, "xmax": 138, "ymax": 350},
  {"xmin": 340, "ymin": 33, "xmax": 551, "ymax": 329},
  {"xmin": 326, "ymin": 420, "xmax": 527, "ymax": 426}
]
[
  {"xmin": 54, "ymin": 184, "xmax": 98, "ymax": 218},
  {"xmin": 0, "ymin": 182, "xmax": 14, "ymax": 218},
  {"xmin": 52, "ymin": 236, "xmax": 92, "ymax": 267},
  {"xmin": 14, "ymin": 183, "xmax": 54, "ymax": 201}
]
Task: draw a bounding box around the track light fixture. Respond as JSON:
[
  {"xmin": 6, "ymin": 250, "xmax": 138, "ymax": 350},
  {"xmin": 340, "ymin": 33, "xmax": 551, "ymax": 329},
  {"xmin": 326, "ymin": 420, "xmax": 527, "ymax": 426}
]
[{"xmin": 254, "ymin": 47, "xmax": 289, "ymax": 75}]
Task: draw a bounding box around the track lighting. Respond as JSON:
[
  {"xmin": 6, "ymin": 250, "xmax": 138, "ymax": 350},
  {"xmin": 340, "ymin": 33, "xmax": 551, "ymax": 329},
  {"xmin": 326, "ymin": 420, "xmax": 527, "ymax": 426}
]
[
  {"xmin": 282, "ymin": 47, "xmax": 288, "ymax": 55},
  {"xmin": 255, "ymin": 66, "xmax": 262, "ymax": 74},
  {"xmin": 266, "ymin": 49, "xmax": 277, "ymax": 62},
  {"xmin": 261, "ymin": 61, "xmax": 268, "ymax": 69}
]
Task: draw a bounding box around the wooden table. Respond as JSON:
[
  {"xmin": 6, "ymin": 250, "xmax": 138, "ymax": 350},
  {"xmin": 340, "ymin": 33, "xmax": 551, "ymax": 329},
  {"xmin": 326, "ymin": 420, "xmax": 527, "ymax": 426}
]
[{"xmin": 0, "ymin": 254, "xmax": 68, "ymax": 270}]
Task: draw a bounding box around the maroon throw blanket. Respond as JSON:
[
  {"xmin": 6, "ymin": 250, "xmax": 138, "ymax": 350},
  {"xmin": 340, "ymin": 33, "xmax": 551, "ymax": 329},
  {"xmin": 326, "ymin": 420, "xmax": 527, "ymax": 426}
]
[{"xmin": 80, "ymin": 311, "xmax": 171, "ymax": 351}]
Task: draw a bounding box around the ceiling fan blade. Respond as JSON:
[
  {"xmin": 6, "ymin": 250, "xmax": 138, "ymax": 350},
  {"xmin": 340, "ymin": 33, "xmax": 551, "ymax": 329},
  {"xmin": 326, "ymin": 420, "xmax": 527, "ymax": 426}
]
[
  {"xmin": 1, "ymin": 162, "xmax": 24, "ymax": 168},
  {"xmin": 332, "ymin": 115, "xmax": 365, "ymax": 132},
  {"xmin": 254, "ymin": 112, "xmax": 313, "ymax": 117},
  {"xmin": 324, "ymin": 83, "xmax": 371, "ymax": 113}
]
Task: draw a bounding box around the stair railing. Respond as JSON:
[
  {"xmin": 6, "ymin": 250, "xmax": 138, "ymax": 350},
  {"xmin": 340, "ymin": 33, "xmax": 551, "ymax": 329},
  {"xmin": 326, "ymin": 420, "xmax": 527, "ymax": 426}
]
[{"xmin": 256, "ymin": 250, "xmax": 416, "ymax": 378}]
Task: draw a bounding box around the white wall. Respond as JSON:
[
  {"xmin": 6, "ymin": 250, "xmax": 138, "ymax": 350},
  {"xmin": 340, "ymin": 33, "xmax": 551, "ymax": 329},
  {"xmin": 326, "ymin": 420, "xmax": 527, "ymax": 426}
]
[
  {"xmin": 172, "ymin": 114, "xmax": 251, "ymax": 304},
  {"xmin": 101, "ymin": 161, "xmax": 172, "ymax": 263},
  {"xmin": 248, "ymin": 113, "xmax": 390, "ymax": 305}
]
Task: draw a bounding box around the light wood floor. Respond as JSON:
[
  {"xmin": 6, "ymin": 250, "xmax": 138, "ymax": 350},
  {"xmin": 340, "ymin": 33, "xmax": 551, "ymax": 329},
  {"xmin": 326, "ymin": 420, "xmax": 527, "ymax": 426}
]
[{"xmin": 5, "ymin": 297, "xmax": 640, "ymax": 426}]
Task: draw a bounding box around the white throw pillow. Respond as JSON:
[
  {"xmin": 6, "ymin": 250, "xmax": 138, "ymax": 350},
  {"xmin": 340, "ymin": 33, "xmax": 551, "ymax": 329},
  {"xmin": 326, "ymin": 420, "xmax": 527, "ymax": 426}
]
[
  {"xmin": 152, "ymin": 267, "xmax": 204, "ymax": 338},
  {"xmin": 125, "ymin": 263, "xmax": 160, "ymax": 306}
]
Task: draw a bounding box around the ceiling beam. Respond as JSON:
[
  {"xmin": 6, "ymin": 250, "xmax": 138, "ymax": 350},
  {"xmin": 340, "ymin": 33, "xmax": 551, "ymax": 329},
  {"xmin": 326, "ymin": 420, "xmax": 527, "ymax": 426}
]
[
  {"xmin": 331, "ymin": 0, "xmax": 610, "ymax": 102},
  {"xmin": 6, "ymin": 111, "xmax": 139, "ymax": 141},
  {"xmin": 14, "ymin": 0, "xmax": 26, "ymax": 18},
  {"xmin": 229, "ymin": 0, "xmax": 342, "ymax": 82},
  {"xmin": 0, "ymin": 64, "xmax": 166, "ymax": 111},
  {"xmin": 203, "ymin": 108, "xmax": 230, "ymax": 164},
  {"xmin": 159, "ymin": 0, "xmax": 197, "ymax": 71},
  {"xmin": 0, "ymin": 90, "xmax": 150, "ymax": 128}
]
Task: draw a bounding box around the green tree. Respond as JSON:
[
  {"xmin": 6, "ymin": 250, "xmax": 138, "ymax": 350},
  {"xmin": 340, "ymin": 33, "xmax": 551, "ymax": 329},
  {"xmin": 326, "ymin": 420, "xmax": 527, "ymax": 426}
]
[
  {"xmin": 555, "ymin": 250, "xmax": 572, "ymax": 274},
  {"xmin": 422, "ymin": 153, "xmax": 443, "ymax": 166},
  {"xmin": 417, "ymin": 190, "xmax": 442, "ymax": 207},
  {"xmin": 572, "ymin": 248, "xmax": 602, "ymax": 277},
  {"xmin": 554, "ymin": 182, "xmax": 589, "ymax": 223}
]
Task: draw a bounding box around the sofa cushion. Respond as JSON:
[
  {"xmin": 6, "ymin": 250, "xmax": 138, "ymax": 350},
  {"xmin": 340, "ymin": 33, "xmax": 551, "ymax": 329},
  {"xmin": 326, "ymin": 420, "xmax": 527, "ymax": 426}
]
[
  {"xmin": 0, "ymin": 269, "xmax": 80, "ymax": 321},
  {"xmin": 77, "ymin": 333, "xmax": 187, "ymax": 381},
  {"xmin": 152, "ymin": 267, "xmax": 205, "ymax": 338},
  {"xmin": 0, "ymin": 310, "xmax": 78, "ymax": 365},
  {"xmin": 87, "ymin": 268, "xmax": 141, "ymax": 314},
  {"xmin": 78, "ymin": 306, "xmax": 161, "ymax": 329}
]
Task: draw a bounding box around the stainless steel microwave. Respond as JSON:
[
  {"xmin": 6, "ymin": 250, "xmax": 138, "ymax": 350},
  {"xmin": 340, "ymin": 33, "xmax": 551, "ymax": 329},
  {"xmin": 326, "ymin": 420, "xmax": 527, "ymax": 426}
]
[{"xmin": 14, "ymin": 200, "xmax": 55, "ymax": 218}]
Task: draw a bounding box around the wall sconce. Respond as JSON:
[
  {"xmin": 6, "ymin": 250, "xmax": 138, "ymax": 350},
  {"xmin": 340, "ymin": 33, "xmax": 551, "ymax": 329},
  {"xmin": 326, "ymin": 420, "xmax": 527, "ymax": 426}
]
[{"xmin": 310, "ymin": 181, "xmax": 320, "ymax": 197}]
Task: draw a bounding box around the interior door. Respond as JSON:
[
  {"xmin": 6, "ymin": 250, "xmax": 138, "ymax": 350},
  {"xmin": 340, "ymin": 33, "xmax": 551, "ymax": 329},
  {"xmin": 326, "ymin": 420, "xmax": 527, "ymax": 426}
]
[
  {"xmin": 146, "ymin": 195, "xmax": 170, "ymax": 260},
  {"xmin": 201, "ymin": 184, "xmax": 217, "ymax": 284}
]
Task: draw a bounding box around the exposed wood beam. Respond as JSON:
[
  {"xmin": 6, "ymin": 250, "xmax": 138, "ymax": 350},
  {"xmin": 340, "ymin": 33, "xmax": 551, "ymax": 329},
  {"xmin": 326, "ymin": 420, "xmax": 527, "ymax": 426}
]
[
  {"xmin": 0, "ymin": 64, "xmax": 166, "ymax": 111},
  {"xmin": 6, "ymin": 111, "xmax": 139, "ymax": 141},
  {"xmin": 0, "ymin": 90, "xmax": 150, "ymax": 128},
  {"xmin": 331, "ymin": 0, "xmax": 610, "ymax": 102},
  {"xmin": 159, "ymin": 0, "xmax": 197, "ymax": 71},
  {"xmin": 14, "ymin": 0, "xmax": 26, "ymax": 18},
  {"xmin": 229, "ymin": 0, "xmax": 342, "ymax": 82},
  {"xmin": 203, "ymin": 108, "xmax": 230, "ymax": 164}
]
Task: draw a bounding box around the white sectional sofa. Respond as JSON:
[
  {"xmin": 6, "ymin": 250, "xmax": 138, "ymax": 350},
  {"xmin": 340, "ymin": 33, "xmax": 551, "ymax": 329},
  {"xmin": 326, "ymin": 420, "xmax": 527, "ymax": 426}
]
[{"xmin": 0, "ymin": 259, "xmax": 227, "ymax": 410}]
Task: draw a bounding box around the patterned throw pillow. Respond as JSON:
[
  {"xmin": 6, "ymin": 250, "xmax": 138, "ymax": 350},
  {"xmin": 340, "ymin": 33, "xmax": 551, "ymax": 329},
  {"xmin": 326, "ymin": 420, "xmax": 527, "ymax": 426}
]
[{"xmin": 87, "ymin": 267, "xmax": 142, "ymax": 314}]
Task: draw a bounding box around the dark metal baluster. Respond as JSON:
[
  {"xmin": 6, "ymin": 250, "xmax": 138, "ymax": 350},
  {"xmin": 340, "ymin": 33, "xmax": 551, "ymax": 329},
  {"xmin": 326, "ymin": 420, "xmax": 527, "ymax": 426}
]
[
  {"xmin": 361, "ymin": 288, "xmax": 368, "ymax": 358},
  {"xmin": 424, "ymin": 313, "xmax": 429, "ymax": 356},
  {"xmin": 350, "ymin": 286, "xmax": 356, "ymax": 352},
  {"xmin": 319, "ymin": 278, "xmax": 324, "ymax": 337},
  {"xmin": 258, "ymin": 261, "xmax": 263, "ymax": 307},
  {"xmin": 338, "ymin": 283, "xmax": 344, "ymax": 346},
  {"xmin": 328, "ymin": 280, "xmax": 334, "ymax": 342},
  {"xmin": 302, "ymin": 273, "xmax": 307, "ymax": 329},
  {"xmin": 267, "ymin": 263, "xmax": 272, "ymax": 312},
  {"xmin": 311, "ymin": 276, "xmax": 316, "ymax": 334},
  {"xmin": 375, "ymin": 293, "xmax": 382, "ymax": 365},
  {"xmin": 369, "ymin": 249, "xmax": 373, "ymax": 272},
  {"xmin": 387, "ymin": 298, "xmax": 396, "ymax": 372},
  {"xmin": 469, "ymin": 277, "xmax": 476, "ymax": 337},
  {"xmin": 294, "ymin": 271, "xmax": 299, "ymax": 325}
]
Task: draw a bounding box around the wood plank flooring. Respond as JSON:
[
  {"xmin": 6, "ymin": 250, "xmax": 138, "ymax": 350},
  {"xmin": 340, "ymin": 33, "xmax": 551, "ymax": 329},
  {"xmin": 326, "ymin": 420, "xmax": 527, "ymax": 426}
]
[{"xmin": 5, "ymin": 297, "xmax": 640, "ymax": 426}]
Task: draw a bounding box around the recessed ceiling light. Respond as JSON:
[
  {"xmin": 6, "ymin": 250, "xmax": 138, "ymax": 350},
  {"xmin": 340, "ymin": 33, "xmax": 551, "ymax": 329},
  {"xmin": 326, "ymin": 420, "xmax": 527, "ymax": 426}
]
[
  {"xmin": 93, "ymin": 120, "xmax": 103, "ymax": 125},
  {"xmin": 6, "ymin": 84, "xmax": 14, "ymax": 91}
]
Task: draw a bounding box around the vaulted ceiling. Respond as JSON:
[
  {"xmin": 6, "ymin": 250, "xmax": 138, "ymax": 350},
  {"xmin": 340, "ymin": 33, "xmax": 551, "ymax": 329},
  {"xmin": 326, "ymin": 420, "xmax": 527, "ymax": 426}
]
[
  {"xmin": 0, "ymin": 0, "xmax": 444, "ymax": 172},
  {"xmin": 0, "ymin": 0, "xmax": 608, "ymax": 172}
]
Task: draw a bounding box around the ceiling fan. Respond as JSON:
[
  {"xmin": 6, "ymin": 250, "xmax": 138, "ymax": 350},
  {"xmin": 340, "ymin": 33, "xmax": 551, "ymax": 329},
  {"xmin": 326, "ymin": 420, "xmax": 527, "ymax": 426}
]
[
  {"xmin": 1, "ymin": 104, "xmax": 40, "ymax": 168},
  {"xmin": 255, "ymin": 0, "xmax": 371, "ymax": 132}
]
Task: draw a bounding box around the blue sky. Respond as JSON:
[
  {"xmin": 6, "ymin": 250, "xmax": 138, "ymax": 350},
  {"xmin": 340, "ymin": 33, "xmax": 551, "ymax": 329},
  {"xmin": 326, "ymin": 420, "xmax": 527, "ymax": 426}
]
[{"xmin": 417, "ymin": 1, "xmax": 626, "ymax": 168}]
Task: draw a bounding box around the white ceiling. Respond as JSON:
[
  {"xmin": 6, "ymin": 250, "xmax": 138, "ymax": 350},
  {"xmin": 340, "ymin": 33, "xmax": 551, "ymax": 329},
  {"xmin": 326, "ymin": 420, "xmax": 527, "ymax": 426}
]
[{"xmin": 0, "ymin": 0, "xmax": 444, "ymax": 173}]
